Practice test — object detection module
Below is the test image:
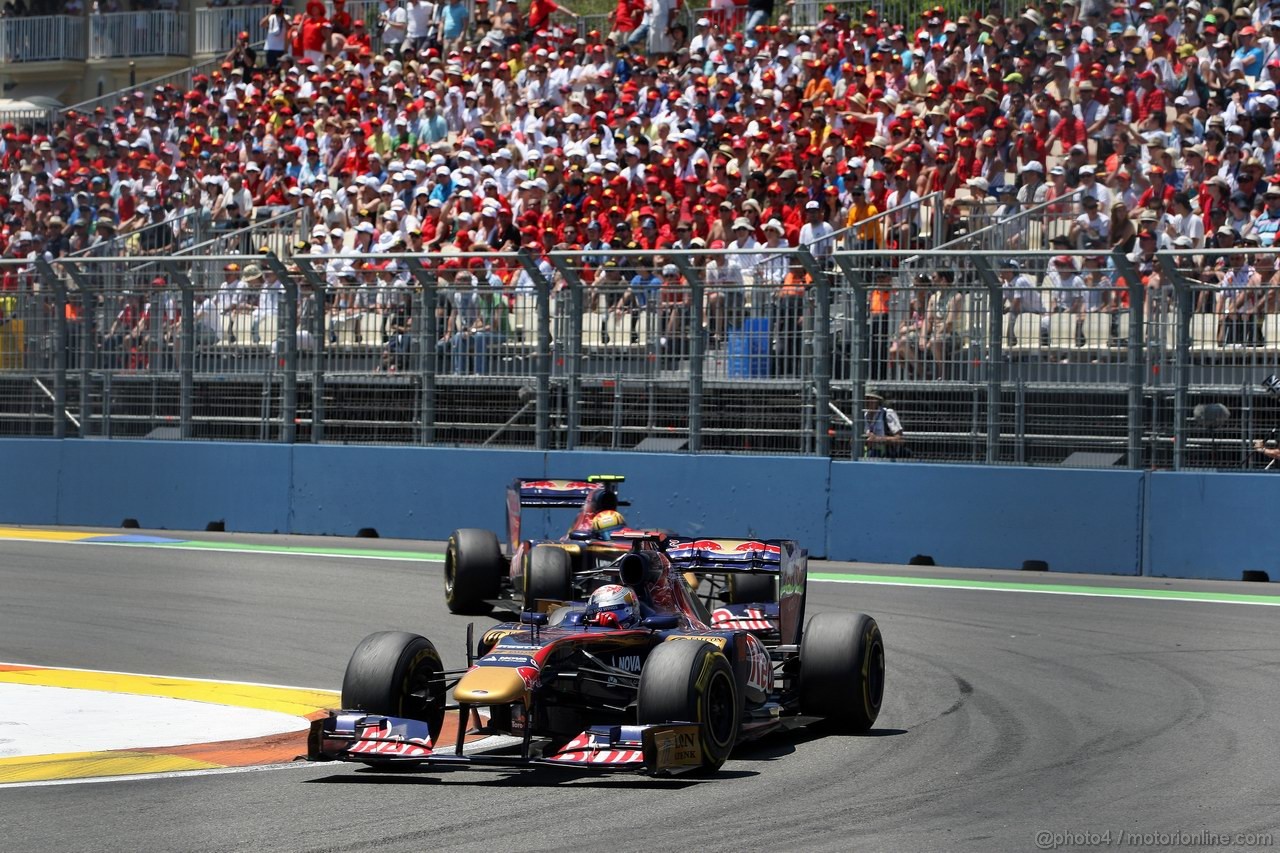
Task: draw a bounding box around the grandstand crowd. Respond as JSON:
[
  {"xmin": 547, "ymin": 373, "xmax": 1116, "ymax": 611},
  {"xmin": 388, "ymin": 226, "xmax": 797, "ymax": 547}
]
[{"xmin": 4, "ymin": 0, "xmax": 1280, "ymax": 323}]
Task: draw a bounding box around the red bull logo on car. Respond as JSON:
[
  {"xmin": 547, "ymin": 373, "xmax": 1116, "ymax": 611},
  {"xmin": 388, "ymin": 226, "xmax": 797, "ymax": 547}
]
[
  {"xmin": 735, "ymin": 541, "xmax": 781, "ymax": 554},
  {"xmin": 521, "ymin": 480, "xmax": 593, "ymax": 491}
]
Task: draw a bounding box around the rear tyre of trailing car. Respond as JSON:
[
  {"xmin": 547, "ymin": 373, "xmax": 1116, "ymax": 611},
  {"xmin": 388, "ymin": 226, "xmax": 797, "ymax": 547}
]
[{"xmin": 445, "ymin": 528, "xmax": 504, "ymax": 614}]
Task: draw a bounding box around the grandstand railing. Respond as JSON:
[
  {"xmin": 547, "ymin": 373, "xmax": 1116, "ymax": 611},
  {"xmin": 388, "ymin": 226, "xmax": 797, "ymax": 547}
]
[
  {"xmin": 63, "ymin": 209, "xmax": 215, "ymax": 263},
  {"xmin": 0, "ymin": 14, "xmax": 86, "ymax": 63},
  {"xmin": 194, "ymin": 4, "xmax": 273, "ymax": 56},
  {"xmin": 934, "ymin": 187, "xmax": 1086, "ymax": 255},
  {"xmin": 63, "ymin": 44, "xmax": 260, "ymax": 121},
  {"xmin": 345, "ymin": 0, "xmax": 382, "ymax": 32},
  {"xmin": 688, "ymin": 0, "xmax": 884, "ymax": 34},
  {"xmin": 89, "ymin": 10, "xmax": 189, "ymax": 60},
  {"xmin": 2, "ymin": 247, "xmax": 1277, "ymax": 472}
]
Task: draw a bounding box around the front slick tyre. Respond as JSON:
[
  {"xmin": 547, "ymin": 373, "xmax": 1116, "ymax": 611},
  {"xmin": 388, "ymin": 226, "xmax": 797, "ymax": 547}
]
[
  {"xmin": 637, "ymin": 640, "xmax": 740, "ymax": 773},
  {"xmin": 799, "ymin": 612, "xmax": 885, "ymax": 732},
  {"xmin": 341, "ymin": 631, "xmax": 446, "ymax": 742}
]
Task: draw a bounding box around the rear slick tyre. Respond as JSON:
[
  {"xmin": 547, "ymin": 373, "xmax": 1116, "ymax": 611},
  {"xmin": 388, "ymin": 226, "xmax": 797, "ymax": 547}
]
[
  {"xmin": 445, "ymin": 528, "xmax": 504, "ymax": 614},
  {"xmin": 799, "ymin": 612, "xmax": 885, "ymax": 733},
  {"xmin": 524, "ymin": 544, "xmax": 573, "ymax": 608},
  {"xmin": 637, "ymin": 640, "xmax": 740, "ymax": 772}
]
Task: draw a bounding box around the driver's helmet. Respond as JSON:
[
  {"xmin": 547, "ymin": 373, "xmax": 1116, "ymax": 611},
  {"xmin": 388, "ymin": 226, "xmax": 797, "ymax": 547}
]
[
  {"xmin": 584, "ymin": 583, "xmax": 642, "ymax": 629},
  {"xmin": 590, "ymin": 509, "xmax": 627, "ymax": 539}
]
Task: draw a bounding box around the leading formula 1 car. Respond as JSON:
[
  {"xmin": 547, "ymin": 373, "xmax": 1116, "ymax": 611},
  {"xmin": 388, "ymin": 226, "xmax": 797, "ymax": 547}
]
[
  {"xmin": 443, "ymin": 475, "xmax": 673, "ymax": 615},
  {"xmin": 309, "ymin": 537, "xmax": 885, "ymax": 775}
]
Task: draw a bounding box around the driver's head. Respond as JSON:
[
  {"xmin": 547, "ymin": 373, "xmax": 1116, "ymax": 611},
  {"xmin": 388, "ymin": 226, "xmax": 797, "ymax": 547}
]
[
  {"xmin": 590, "ymin": 509, "xmax": 626, "ymax": 539},
  {"xmin": 584, "ymin": 583, "xmax": 641, "ymax": 629}
]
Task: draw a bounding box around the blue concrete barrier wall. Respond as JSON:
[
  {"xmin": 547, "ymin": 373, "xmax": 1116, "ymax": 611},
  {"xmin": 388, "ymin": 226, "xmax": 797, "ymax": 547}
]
[
  {"xmin": 0, "ymin": 437, "xmax": 1270, "ymax": 580},
  {"xmin": 56, "ymin": 440, "xmax": 293, "ymax": 533},
  {"xmin": 0, "ymin": 439, "xmax": 61, "ymax": 525},
  {"xmin": 289, "ymin": 445, "xmax": 536, "ymax": 538},
  {"xmin": 1145, "ymin": 472, "xmax": 1280, "ymax": 580},
  {"xmin": 828, "ymin": 463, "xmax": 1146, "ymax": 575}
]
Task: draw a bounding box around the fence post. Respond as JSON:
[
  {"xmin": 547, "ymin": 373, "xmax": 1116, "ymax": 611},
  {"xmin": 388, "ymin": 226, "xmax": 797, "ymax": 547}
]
[
  {"xmin": 1110, "ymin": 251, "xmax": 1146, "ymax": 469},
  {"xmin": 546, "ymin": 254, "xmax": 584, "ymax": 451},
  {"xmin": 261, "ymin": 253, "xmax": 298, "ymax": 444},
  {"xmin": 160, "ymin": 260, "xmax": 197, "ymax": 440},
  {"xmin": 404, "ymin": 256, "xmax": 438, "ymax": 446},
  {"xmin": 669, "ymin": 252, "xmax": 705, "ymax": 453},
  {"xmin": 793, "ymin": 248, "xmax": 831, "ymax": 457},
  {"xmin": 35, "ymin": 260, "xmax": 67, "ymax": 439},
  {"xmin": 293, "ymin": 256, "xmax": 327, "ymax": 443},
  {"xmin": 933, "ymin": 196, "xmax": 945, "ymax": 249},
  {"xmin": 972, "ymin": 255, "xmax": 1003, "ymax": 463},
  {"xmin": 831, "ymin": 253, "xmax": 867, "ymax": 452},
  {"xmin": 1157, "ymin": 252, "xmax": 1192, "ymax": 471},
  {"xmin": 516, "ymin": 251, "xmax": 553, "ymax": 450},
  {"xmin": 60, "ymin": 260, "xmax": 96, "ymax": 437}
]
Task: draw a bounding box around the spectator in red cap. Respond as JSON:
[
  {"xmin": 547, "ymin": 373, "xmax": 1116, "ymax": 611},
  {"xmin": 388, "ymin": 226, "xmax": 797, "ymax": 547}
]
[{"xmin": 224, "ymin": 29, "xmax": 258, "ymax": 76}]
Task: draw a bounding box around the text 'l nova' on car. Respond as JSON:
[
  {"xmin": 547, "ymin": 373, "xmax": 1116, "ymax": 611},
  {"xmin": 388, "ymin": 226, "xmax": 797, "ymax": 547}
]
[{"xmin": 309, "ymin": 536, "xmax": 886, "ymax": 776}]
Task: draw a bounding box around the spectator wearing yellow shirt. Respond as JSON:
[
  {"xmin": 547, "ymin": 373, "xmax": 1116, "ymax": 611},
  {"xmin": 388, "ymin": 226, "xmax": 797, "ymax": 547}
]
[{"xmin": 844, "ymin": 183, "xmax": 881, "ymax": 252}]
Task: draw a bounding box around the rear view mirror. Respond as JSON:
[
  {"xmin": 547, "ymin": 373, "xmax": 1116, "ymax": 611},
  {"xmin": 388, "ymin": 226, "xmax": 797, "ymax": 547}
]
[{"xmin": 641, "ymin": 614, "xmax": 679, "ymax": 630}]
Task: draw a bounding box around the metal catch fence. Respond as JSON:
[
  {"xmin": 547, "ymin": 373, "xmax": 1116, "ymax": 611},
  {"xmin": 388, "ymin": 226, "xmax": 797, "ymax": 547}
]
[{"xmin": 2, "ymin": 247, "xmax": 1280, "ymax": 471}]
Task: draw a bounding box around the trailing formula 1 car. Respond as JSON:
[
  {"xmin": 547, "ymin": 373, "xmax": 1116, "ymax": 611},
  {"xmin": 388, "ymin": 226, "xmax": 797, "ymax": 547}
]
[
  {"xmin": 444, "ymin": 475, "xmax": 669, "ymax": 615},
  {"xmin": 309, "ymin": 537, "xmax": 885, "ymax": 776}
]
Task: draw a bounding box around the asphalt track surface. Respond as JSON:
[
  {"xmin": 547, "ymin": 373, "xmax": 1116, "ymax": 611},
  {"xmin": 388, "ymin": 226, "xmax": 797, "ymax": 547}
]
[{"xmin": 2, "ymin": 531, "xmax": 1279, "ymax": 853}]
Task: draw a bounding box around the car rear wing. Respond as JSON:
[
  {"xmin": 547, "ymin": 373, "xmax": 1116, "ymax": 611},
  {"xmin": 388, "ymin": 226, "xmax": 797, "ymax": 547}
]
[
  {"xmin": 665, "ymin": 537, "xmax": 807, "ymax": 647},
  {"xmin": 506, "ymin": 476, "xmax": 626, "ymax": 550},
  {"xmin": 664, "ymin": 537, "xmax": 789, "ymax": 571}
]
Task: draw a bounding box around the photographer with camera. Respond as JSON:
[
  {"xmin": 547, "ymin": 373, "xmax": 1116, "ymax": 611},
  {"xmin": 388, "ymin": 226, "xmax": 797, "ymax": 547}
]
[{"xmin": 1254, "ymin": 435, "xmax": 1280, "ymax": 465}]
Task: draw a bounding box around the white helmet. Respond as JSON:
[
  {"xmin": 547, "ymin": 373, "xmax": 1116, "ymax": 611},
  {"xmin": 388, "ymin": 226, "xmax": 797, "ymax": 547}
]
[{"xmin": 584, "ymin": 584, "xmax": 641, "ymax": 629}]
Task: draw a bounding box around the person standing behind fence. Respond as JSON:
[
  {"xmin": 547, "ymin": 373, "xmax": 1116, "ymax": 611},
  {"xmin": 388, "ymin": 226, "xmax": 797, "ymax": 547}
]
[
  {"xmin": 862, "ymin": 388, "xmax": 906, "ymax": 460},
  {"xmin": 261, "ymin": 0, "xmax": 289, "ymax": 69},
  {"xmin": 405, "ymin": 0, "xmax": 437, "ymax": 51},
  {"xmin": 437, "ymin": 0, "xmax": 468, "ymax": 53},
  {"xmin": 299, "ymin": 0, "xmax": 329, "ymax": 66},
  {"xmin": 380, "ymin": 0, "xmax": 408, "ymax": 54},
  {"xmin": 742, "ymin": 0, "xmax": 773, "ymax": 36}
]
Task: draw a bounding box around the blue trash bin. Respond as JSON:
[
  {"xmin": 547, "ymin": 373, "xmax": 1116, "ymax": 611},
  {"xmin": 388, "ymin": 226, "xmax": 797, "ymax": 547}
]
[{"xmin": 727, "ymin": 317, "xmax": 770, "ymax": 377}]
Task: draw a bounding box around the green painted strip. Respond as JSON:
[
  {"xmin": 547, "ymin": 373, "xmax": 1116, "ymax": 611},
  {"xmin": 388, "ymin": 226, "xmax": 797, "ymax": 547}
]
[
  {"xmin": 140, "ymin": 540, "xmax": 446, "ymax": 562},
  {"xmin": 809, "ymin": 572, "xmax": 1280, "ymax": 606}
]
